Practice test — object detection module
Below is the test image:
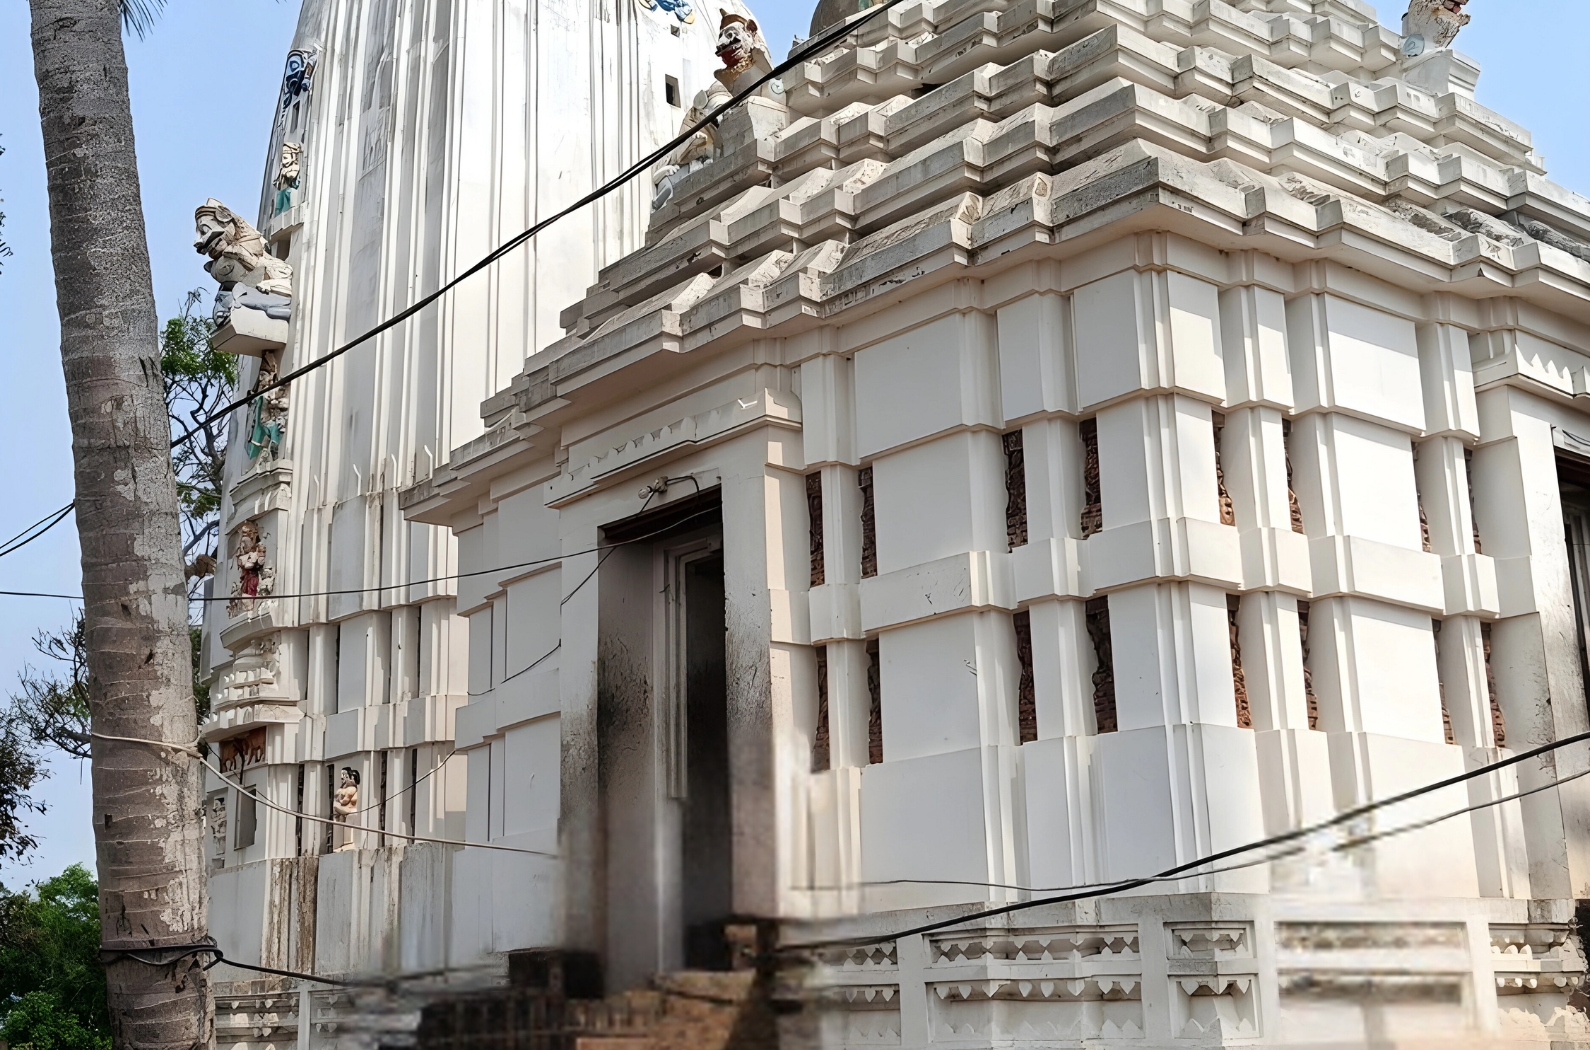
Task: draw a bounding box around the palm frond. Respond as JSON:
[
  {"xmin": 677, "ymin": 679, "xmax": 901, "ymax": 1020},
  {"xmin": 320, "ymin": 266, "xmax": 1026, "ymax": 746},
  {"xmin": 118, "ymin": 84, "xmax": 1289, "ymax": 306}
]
[{"xmin": 118, "ymin": 0, "xmax": 167, "ymax": 40}]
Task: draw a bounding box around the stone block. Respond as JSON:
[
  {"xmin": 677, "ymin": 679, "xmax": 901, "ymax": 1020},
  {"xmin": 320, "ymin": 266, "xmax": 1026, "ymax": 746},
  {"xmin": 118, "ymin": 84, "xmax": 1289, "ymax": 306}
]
[
  {"xmin": 1093, "ymin": 724, "xmax": 1266, "ymax": 888},
  {"xmin": 1011, "ymin": 535, "xmax": 1087, "ymax": 603},
  {"xmin": 877, "ymin": 611, "xmax": 1017, "ymax": 760},
  {"xmin": 1074, "ymin": 269, "xmax": 1226, "ymax": 410},
  {"xmin": 996, "ymin": 291, "xmax": 1074, "ymax": 421},
  {"xmin": 870, "ymin": 431, "xmax": 1008, "ymax": 576},
  {"xmin": 210, "ymin": 309, "xmax": 289, "ymax": 357},
  {"xmin": 808, "ymin": 581, "xmax": 863, "ymax": 643},
  {"xmin": 1288, "ymin": 294, "xmax": 1425, "ymax": 433},
  {"xmin": 1309, "ymin": 535, "xmax": 1444, "ymax": 614},
  {"xmin": 860, "ymin": 746, "xmax": 1006, "ymax": 910},
  {"xmin": 853, "ymin": 312, "xmax": 1000, "ymax": 458},
  {"xmin": 1441, "ymin": 552, "xmax": 1499, "ymax": 618},
  {"xmin": 1087, "ymin": 517, "xmax": 1244, "ymax": 592},
  {"xmin": 1240, "ymin": 526, "xmax": 1312, "ymax": 594},
  {"xmin": 858, "ymin": 550, "xmax": 1014, "ymax": 632},
  {"xmin": 1022, "ymin": 734, "xmax": 1096, "ymax": 892}
]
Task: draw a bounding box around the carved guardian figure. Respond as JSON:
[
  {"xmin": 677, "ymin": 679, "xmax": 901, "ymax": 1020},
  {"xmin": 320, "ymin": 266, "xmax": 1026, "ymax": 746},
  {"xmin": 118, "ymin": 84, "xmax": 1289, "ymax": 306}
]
[
  {"xmin": 1402, "ymin": 0, "xmax": 1470, "ymax": 55},
  {"xmin": 333, "ymin": 768, "xmax": 360, "ymax": 820},
  {"xmin": 713, "ymin": 10, "xmax": 771, "ymax": 92},
  {"xmin": 194, "ymin": 198, "xmax": 294, "ymax": 323}
]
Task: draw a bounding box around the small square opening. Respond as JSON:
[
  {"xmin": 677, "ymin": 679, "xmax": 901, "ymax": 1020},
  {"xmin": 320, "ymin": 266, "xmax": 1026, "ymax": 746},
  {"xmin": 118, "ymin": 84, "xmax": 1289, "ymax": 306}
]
[{"xmin": 665, "ymin": 75, "xmax": 681, "ymax": 107}]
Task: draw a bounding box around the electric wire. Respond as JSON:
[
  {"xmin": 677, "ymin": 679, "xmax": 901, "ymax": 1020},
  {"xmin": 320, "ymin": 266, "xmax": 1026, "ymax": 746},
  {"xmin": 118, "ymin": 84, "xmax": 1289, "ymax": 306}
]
[
  {"xmin": 199, "ymin": 751, "xmax": 552, "ymax": 856},
  {"xmin": 0, "ymin": 502, "xmax": 74, "ymax": 560},
  {"xmin": 105, "ymin": 735, "xmax": 1590, "ymax": 989},
  {"xmin": 0, "ymin": 503, "xmax": 722, "ymax": 604},
  {"xmin": 813, "ymin": 763, "xmax": 1590, "ymax": 896},
  {"xmin": 86, "ymin": 732, "xmax": 554, "ymax": 856},
  {"xmin": 782, "ymin": 728, "xmax": 1590, "ymax": 951},
  {"xmin": 165, "ymin": 0, "xmax": 912, "ymax": 455}
]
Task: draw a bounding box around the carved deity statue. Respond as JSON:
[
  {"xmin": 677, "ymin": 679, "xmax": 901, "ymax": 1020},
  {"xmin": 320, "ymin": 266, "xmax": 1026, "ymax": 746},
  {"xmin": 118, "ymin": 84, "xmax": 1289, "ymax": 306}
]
[
  {"xmin": 228, "ymin": 520, "xmax": 274, "ymax": 617},
  {"xmin": 245, "ymin": 350, "xmax": 290, "ymax": 462},
  {"xmin": 1401, "ymin": 0, "xmax": 1470, "ymax": 56},
  {"xmin": 713, "ymin": 11, "xmax": 772, "ymax": 92},
  {"xmin": 194, "ymin": 198, "xmax": 294, "ymax": 324},
  {"xmin": 332, "ymin": 769, "xmax": 360, "ymax": 821}
]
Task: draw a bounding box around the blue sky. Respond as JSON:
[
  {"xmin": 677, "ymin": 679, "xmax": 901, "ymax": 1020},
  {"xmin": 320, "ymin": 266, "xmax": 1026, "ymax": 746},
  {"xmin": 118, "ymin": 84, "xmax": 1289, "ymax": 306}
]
[{"xmin": 0, "ymin": 0, "xmax": 1587, "ymax": 886}]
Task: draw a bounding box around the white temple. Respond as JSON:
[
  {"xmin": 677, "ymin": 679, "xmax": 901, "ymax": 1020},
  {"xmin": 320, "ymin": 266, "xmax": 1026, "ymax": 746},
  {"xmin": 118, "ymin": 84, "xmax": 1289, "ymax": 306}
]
[{"xmin": 202, "ymin": 0, "xmax": 1590, "ymax": 1046}]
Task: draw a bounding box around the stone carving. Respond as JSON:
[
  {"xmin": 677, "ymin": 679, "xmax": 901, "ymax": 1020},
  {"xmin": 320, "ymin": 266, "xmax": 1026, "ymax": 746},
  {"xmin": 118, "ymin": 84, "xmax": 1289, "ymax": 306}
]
[
  {"xmin": 220, "ymin": 726, "xmax": 268, "ymax": 774},
  {"xmin": 1213, "ymin": 415, "xmax": 1235, "ymax": 526},
  {"xmin": 812, "ymin": 645, "xmax": 829, "ymax": 773},
  {"xmin": 932, "ymin": 927, "xmax": 1139, "ymax": 962},
  {"xmin": 859, "ymin": 467, "xmax": 877, "ymax": 578},
  {"xmin": 650, "ymin": 7, "xmax": 773, "ymax": 210},
  {"xmin": 279, "ymin": 49, "xmax": 316, "ymax": 114},
  {"xmin": 1080, "ymin": 419, "xmax": 1102, "ymax": 537},
  {"xmin": 194, "ymin": 199, "xmax": 294, "ymax": 324},
  {"xmin": 1003, "ymin": 431, "xmax": 1027, "ymax": 547},
  {"xmin": 1013, "ymin": 609, "xmax": 1036, "ymax": 744},
  {"xmin": 209, "ymin": 795, "xmax": 228, "ymax": 860},
  {"xmin": 1401, "ymin": 0, "xmax": 1470, "ymax": 57},
  {"xmin": 185, "ymin": 552, "xmax": 218, "ymax": 580},
  {"xmin": 274, "ymin": 142, "xmax": 303, "ymax": 216},
  {"xmin": 1086, "ymin": 597, "xmax": 1117, "ymax": 733},
  {"xmin": 245, "ymin": 351, "xmax": 289, "ymax": 462},
  {"xmin": 636, "ymin": 0, "xmax": 695, "ymax": 23},
  {"xmin": 713, "ymin": 11, "xmax": 772, "ymax": 92},
  {"xmin": 1228, "ymin": 595, "xmax": 1251, "ymax": 729},
  {"xmin": 220, "ymin": 635, "xmax": 283, "ymax": 708},
  {"xmin": 652, "ymin": 94, "xmax": 723, "ymax": 210},
  {"xmin": 333, "ymin": 768, "xmax": 360, "ymax": 820},
  {"xmin": 228, "ymin": 519, "xmax": 275, "ymax": 615},
  {"xmin": 866, "ymin": 638, "xmax": 882, "ymax": 764},
  {"xmin": 806, "ymin": 472, "xmax": 824, "ymax": 588}
]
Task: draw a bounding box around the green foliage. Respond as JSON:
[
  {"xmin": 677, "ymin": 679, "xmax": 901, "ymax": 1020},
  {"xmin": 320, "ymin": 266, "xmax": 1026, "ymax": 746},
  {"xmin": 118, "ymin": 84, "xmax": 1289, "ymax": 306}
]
[
  {"xmin": 11, "ymin": 616, "xmax": 90, "ymax": 761},
  {"xmin": 0, "ymin": 732, "xmax": 44, "ymax": 860},
  {"xmin": 160, "ymin": 300, "xmax": 234, "ymax": 528},
  {"xmin": 0, "ymin": 139, "xmax": 11, "ymax": 274},
  {"xmin": 190, "ymin": 626, "xmax": 211, "ymax": 725},
  {"xmin": 0, "ymin": 866, "xmax": 109, "ymax": 1050}
]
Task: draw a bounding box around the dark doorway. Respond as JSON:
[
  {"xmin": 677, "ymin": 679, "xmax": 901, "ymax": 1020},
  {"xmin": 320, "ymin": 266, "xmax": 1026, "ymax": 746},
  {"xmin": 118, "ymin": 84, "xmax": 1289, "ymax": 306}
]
[{"xmin": 681, "ymin": 552, "xmax": 733, "ymax": 969}]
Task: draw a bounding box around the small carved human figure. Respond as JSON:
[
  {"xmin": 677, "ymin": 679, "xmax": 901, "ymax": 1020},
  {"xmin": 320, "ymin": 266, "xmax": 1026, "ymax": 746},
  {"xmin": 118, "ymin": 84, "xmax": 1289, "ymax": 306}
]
[
  {"xmin": 274, "ymin": 142, "xmax": 304, "ymax": 216},
  {"xmin": 194, "ymin": 198, "xmax": 294, "ymax": 323},
  {"xmin": 234, "ymin": 520, "xmax": 268, "ymax": 598},
  {"xmin": 1402, "ymin": 0, "xmax": 1470, "ymax": 56},
  {"xmin": 245, "ymin": 351, "xmax": 290, "ymax": 461},
  {"xmin": 276, "ymin": 142, "xmax": 303, "ymax": 193},
  {"xmin": 333, "ymin": 768, "xmax": 360, "ymax": 820},
  {"xmin": 209, "ymin": 796, "xmax": 228, "ymax": 860}
]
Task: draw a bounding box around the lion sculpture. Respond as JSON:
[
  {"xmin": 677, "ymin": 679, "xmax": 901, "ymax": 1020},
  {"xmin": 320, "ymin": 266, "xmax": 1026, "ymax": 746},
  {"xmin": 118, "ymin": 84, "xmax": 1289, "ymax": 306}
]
[{"xmin": 194, "ymin": 198, "xmax": 294, "ymax": 324}]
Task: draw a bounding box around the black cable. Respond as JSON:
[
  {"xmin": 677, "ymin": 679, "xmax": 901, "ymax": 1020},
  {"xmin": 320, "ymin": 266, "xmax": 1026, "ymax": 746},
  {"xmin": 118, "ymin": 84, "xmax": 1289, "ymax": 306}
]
[
  {"xmin": 784, "ymin": 728, "xmax": 1590, "ymax": 951},
  {"xmin": 106, "ymin": 748, "xmax": 1590, "ymax": 990},
  {"xmin": 0, "ymin": 502, "xmax": 73, "ymax": 560},
  {"xmin": 0, "ymin": 503, "xmax": 721, "ymax": 604},
  {"xmin": 166, "ymin": 0, "xmax": 910, "ymax": 454}
]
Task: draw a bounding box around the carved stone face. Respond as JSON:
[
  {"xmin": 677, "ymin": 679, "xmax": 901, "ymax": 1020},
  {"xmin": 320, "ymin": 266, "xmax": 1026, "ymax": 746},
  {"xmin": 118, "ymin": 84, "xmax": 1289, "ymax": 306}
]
[
  {"xmin": 716, "ymin": 18, "xmax": 758, "ymax": 70},
  {"xmin": 194, "ymin": 211, "xmax": 233, "ymax": 257},
  {"xmin": 209, "ymin": 255, "xmax": 249, "ymax": 286}
]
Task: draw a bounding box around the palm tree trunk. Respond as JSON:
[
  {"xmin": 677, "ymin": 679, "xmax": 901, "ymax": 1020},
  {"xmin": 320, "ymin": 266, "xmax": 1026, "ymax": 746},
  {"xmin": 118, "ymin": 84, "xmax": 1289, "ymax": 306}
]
[{"xmin": 28, "ymin": 0, "xmax": 211, "ymax": 1047}]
